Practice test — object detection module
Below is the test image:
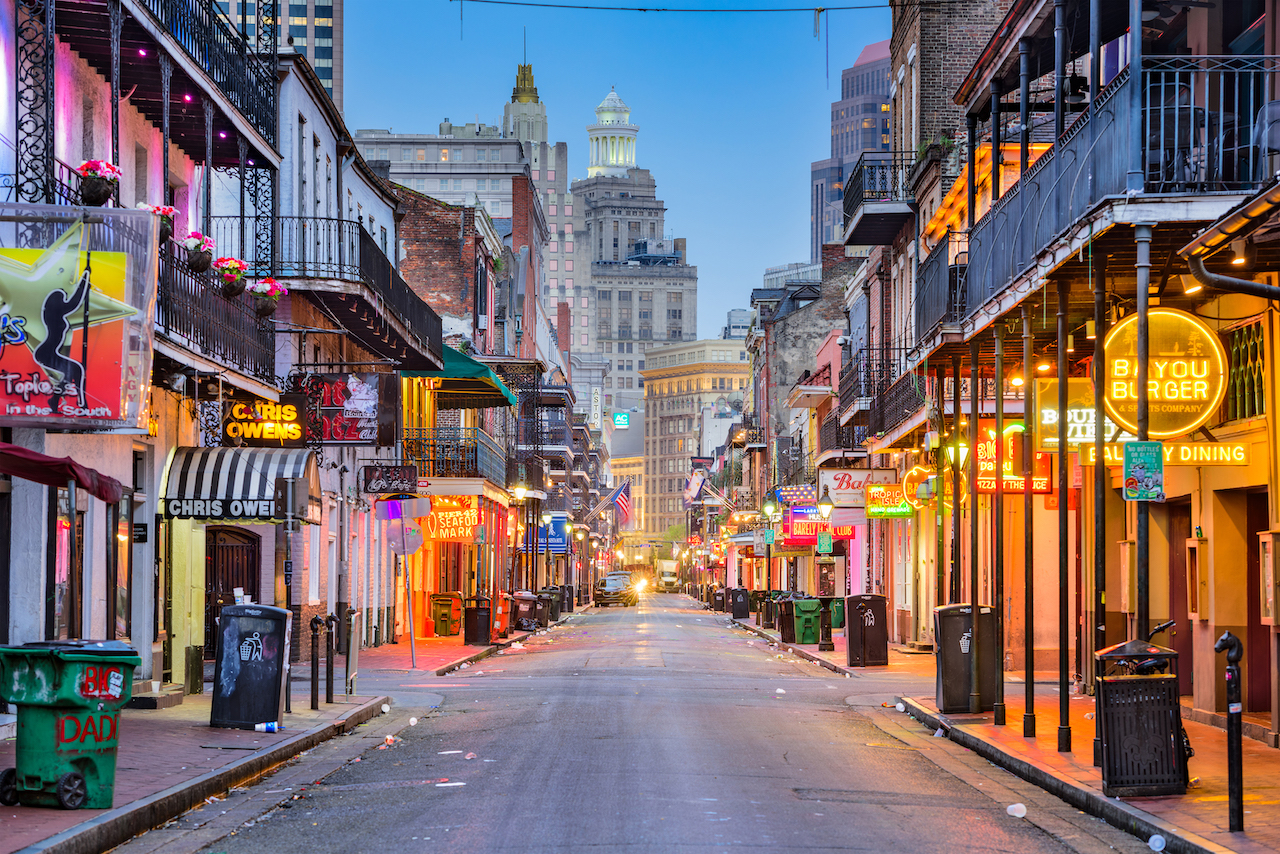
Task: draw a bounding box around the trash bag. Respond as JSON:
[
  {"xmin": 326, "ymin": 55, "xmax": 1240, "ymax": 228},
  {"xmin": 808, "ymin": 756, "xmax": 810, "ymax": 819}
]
[{"xmin": 515, "ymin": 617, "xmax": 539, "ymax": 632}]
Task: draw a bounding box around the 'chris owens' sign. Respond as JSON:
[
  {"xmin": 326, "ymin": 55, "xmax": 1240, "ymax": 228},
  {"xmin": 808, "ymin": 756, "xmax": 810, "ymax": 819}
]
[{"xmin": 222, "ymin": 395, "xmax": 306, "ymax": 447}]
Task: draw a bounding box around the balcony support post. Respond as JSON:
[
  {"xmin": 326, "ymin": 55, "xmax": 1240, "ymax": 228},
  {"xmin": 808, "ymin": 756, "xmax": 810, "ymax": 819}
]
[
  {"xmin": 993, "ymin": 323, "xmax": 1006, "ymax": 726},
  {"xmin": 238, "ymin": 136, "xmax": 248, "ymax": 260},
  {"xmin": 159, "ymin": 55, "xmax": 172, "ymax": 208},
  {"xmin": 1057, "ymin": 274, "xmax": 1071, "ymax": 754},
  {"xmin": 935, "ymin": 364, "xmax": 946, "ymax": 609},
  {"xmin": 1127, "ymin": 0, "xmax": 1145, "ymax": 192},
  {"xmin": 1054, "ymin": 0, "xmax": 1067, "ymax": 140},
  {"xmin": 950, "ymin": 354, "xmax": 962, "ymax": 604},
  {"xmin": 966, "ymin": 115, "xmax": 978, "ymax": 230},
  {"xmin": 15, "ymin": 0, "xmax": 55, "ymax": 206},
  {"xmin": 1019, "ymin": 39, "xmax": 1031, "ymax": 173},
  {"xmin": 1135, "ymin": 223, "xmax": 1153, "ymax": 640},
  {"xmin": 109, "ymin": 0, "xmax": 122, "ymax": 185},
  {"xmin": 1022, "ymin": 305, "xmax": 1036, "ymax": 738},
  {"xmin": 968, "ymin": 340, "xmax": 981, "ymax": 715},
  {"xmin": 203, "ymin": 97, "xmax": 215, "ymax": 236},
  {"xmin": 1091, "ymin": 243, "xmax": 1107, "ymax": 767},
  {"xmin": 990, "ymin": 80, "xmax": 1002, "ymax": 201}
]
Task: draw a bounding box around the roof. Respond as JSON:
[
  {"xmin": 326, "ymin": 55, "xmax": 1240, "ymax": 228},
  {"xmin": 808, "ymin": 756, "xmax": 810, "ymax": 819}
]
[
  {"xmin": 853, "ymin": 39, "xmax": 890, "ymax": 67},
  {"xmin": 403, "ymin": 346, "xmax": 517, "ymax": 409}
]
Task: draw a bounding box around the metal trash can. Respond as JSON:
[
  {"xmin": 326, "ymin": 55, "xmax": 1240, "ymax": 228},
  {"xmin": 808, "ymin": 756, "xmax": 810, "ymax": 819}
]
[
  {"xmin": 463, "ymin": 596, "xmax": 492, "ymax": 646},
  {"xmin": 210, "ymin": 604, "xmax": 292, "ymax": 730},
  {"xmin": 793, "ymin": 598, "xmax": 821, "ymax": 644},
  {"xmin": 561, "ymin": 585, "xmax": 575, "ymax": 613},
  {"xmin": 777, "ymin": 597, "xmax": 797, "ymax": 644},
  {"xmin": 1095, "ymin": 639, "xmax": 1187, "ymax": 796},
  {"xmin": 533, "ymin": 592, "xmax": 554, "ymax": 627},
  {"xmin": 430, "ymin": 593, "xmax": 462, "ymax": 636},
  {"xmin": 0, "ymin": 640, "xmax": 141, "ymax": 809},
  {"xmin": 512, "ymin": 591, "xmax": 537, "ymax": 630},
  {"xmin": 846, "ymin": 594, "xmax": 888, "ymax": 667},
  {"xmin": 711, "ymin": 588, "xmax": 726, "ymax": 612},
  {"xmin": 538, "ymin": 588, "xmax": 562, "ymax": 622},
  {"xmin": 730, "ymin": 588, "xmax": 750, "ymax": 620},
  {"xmin": 933, "ymin": 604, "xmax": 998, "ymax": 712}
]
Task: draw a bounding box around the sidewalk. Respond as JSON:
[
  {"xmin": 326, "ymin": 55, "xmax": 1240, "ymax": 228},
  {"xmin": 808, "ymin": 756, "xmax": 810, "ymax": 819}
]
[{"xmin": 730, "ymin": 610, "xmax": 1280, "ymax": 854}]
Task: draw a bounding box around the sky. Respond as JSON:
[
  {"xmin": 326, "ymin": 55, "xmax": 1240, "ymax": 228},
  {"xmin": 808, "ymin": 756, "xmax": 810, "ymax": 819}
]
[{"xmin": 344, "ymin": 0, "xmax": 892, "ymax": 340}]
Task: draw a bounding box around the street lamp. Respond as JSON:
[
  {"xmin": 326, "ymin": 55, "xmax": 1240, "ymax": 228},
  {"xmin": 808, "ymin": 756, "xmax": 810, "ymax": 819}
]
[
  {"xmin": 541, "ymin": 510, "xmax": 553, "ymax": 587},
  {"xmin": 761, "ymin": 488, "xmax": 780, "ymax": 630},
  {"xmin": 818, "ymin": 485, "xmax": 834, "ymax": 520}
]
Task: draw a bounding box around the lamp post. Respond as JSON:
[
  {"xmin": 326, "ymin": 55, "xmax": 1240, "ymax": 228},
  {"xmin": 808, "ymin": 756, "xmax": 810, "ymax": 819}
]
[
  {"xmin": 541, "ymin": 509, "xmax": 553, "ymax": 588},
  {"xmin": 576, "ymin": 529, "xmax": 586, "ymax": 600},
  {"xmin": 513, "ymin": 480, "xmax": 528, "ymax": 592},
  {"xmin": 761, "ymin": 489, "xmax": 779, "ymax": 629},
  {"xmin": 818, "ymin": 485, "xmax": 834, "ymax": 520}
]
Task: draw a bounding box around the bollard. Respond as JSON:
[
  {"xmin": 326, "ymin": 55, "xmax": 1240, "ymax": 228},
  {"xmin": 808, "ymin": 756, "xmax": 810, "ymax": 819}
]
[
  {"xmin": 325, "ymin": 614, "xmax": 339, "ymax": 704},
  {"xmin": 309, "ymin": 616, "xmax": 324, "ymax": 711},
  {"xmin": 1215, "ymin": 630, "xmax": 1244, "ymax": 832},
  {"xmin": 818, "ymin": 597, "xmax": 834, "ymax": 653}
]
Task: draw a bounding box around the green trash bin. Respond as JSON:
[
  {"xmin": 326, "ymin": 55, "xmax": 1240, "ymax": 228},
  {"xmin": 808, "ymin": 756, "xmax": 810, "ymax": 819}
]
[
  {"xmin": 430, "ymin": 593, "xmax": 462, "ymax": 636},
  {"xmin": 831, "ymin": 597, "xmax": 845, "ymax": 630},
  {"xmin": 0, "ymin": 640, "xmax": 140, "ymax": 810},
  {"xmin": 793, "ymin": 599, "xmax": 822, "ymax": 644}
]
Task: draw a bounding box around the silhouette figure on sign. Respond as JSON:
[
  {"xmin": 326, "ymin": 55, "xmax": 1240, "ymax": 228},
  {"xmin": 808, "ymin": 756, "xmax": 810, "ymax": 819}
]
[{"xmin": 34, "ymin": 263, "xmax": 91, "ymax": 410}]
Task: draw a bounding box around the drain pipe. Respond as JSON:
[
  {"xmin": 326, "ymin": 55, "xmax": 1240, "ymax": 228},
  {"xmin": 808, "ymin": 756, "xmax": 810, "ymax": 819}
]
[{"xmin": 1185, "ymin": 254, "xmax": 1280, "ymax": 300}]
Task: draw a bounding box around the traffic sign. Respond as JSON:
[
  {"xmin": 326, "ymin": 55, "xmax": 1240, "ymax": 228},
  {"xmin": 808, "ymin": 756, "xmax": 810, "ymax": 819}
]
[
  {"xmin": 817, "ymin": 532, "xmax": 833, "ymax": 554},
  {"xmin": 763, "ymin": 528, "xmax": 775, "ymax": 545}
]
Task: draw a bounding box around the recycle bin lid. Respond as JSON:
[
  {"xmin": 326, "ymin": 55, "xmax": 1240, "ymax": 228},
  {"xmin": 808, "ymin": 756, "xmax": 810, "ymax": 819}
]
[
  {"xmin": 1096, "ymin": 638, "xmax": 1177, "ymax": 660},
  {"xmin": 7, "ymin": 639, "xmax": 138, "ymax": 656}
]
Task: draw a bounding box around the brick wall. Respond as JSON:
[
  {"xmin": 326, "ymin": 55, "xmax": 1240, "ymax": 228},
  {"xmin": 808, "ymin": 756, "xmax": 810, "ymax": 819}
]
[{"xmin": 395, "ymin": 188, "xmax": 477, "ymax": 336}]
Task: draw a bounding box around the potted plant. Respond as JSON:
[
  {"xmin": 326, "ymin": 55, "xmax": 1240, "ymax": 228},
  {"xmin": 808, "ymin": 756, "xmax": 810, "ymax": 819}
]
[
  {"xmin": 76, "ymin": 160, "xmax": 122, "ymax": 206},
  {"xmin": 182, "ymin": 232, "xmax": 215, "ymax": 273},
  {"xmin": 246, "ymin": 276, "xmax": 287, "ymax": 318},
  {"xmin": 212, "ymin": 257, "xmax": 248, "ymax": 297},
  {"xmin": 137, "ymin": 203, "xmax": 177, "ymax": 244}
]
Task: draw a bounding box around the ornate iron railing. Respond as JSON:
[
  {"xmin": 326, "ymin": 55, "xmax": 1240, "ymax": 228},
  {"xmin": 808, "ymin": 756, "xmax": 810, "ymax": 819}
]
[
  {"xmin": 869, "ymin": 370, "xmax": 927, "ymax": 437},
  {"xmin": 843, "ymin": 151, "xmax": 915, "ymax": 224},
  {"xmin": 915, "ymin": 231, "xmax": 968, "ymax": 343},
  {"xmin": 402, "ymin": 428, "xmax": 506, "ymax": 484},
  {"xmin": 838, "ymin": 348, "xmax": 898, "ymax": 412},
  {"xmin": 819, "ymin": 411, "xmax": 855, "ymax": 454},
  {"xmin": 155, "ymin": 239, "xmax": 275, "ymax": 381}
]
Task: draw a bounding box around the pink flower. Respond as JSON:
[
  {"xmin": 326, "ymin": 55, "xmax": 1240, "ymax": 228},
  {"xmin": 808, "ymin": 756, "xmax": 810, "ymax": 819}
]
[
  {"xmin": 182, "ymin": 232, "xmax": 215, "ymax": 253},
  {"xmin": 78, "ymin": 160, "xmax": 123, "ymax": 181},
  {"xmin": 247, "ymin": 276, "xmax": 288, "ymax": 299}
]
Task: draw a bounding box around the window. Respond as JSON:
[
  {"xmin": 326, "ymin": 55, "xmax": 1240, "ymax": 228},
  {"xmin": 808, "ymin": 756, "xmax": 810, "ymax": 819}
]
[
  {"xmin": 547, "ymin": 170, "xmax": 556, "ymax": 181},
  {"xmin": 401, "ymin": 147, "xmax": 413, "ymax": 161},
  {"xmin": 639, "ymin": 309, "xmax": 651, "ymax": 320},
  {"xmin": 618, "ymin": 290, "xmax": 631, "ymax": 302},
  {"xmin": 476, "ymin": 149, "xmax": 487, "ymax": 162},
  {"xmin": 531, "ymin": 170, "xmax": 540, "ymax": 180},
  {"xmin": 605, "ymin": 377, "xmax": 613, "ymax": 388},
  {"xmin": 669, "ymin": 291, "xmax": 682, "ymax": 304},
  {"xmin": 639, "ymin": 290, "xmax": 652, "ymax": 302},
  {"xmin": 565, "ymin": 242, "xmax": 574, "ymax": 252},
  {"xmin": 565, "ymin": 278, "xmax": 573, "ymax": 288},
  {"xmin": 668, "ymin": 308, "xmax": 682, "ymax": 320},
  {"xmin": 453, "ymin": 179, "xmax": 463, "ymax": 190},
  {"xmin": 491, "ymin": 149, "xmax": 501, "ymax": 161},
  {"xmin": 549, "ymin": 241, "xmax": 558, "ymax": 252},
  {"xmin": 439, "ymin": 148, "xmax": 450, "ymax": 162},
  {"xmin": 580, "ymin": 333, "xmax": 588, "ymax": 346},
  {"xmin": 416, "ymin": 148, "xmax": 426, "ymax": 161},
  {"xmin": 564, "ymin": 205, "xmax": 573, "ymax": 216},
  {"xmin": 580, "ymin": 297, "xmax": 588, "ymax": 308},
  {"xmin": 564, "ymin": 223, "xmax": 573, "ymax": 234},
  {"xmin": 580, "ymin": 316, "xmax": 588, "ymax": 327},
  {"xmin": 549, "ymin": 259, "xmax": 558, "ymax": 271},
  {"xmin": 565, "ymin": 260, "xmax": 573, "ymax": 272},
  {"xmin": 599, "ymin": 291, "xmax": 611, "ymax": 301},
  {"xmin": 549, "ymin": 278, "xmax": 558, "ymax": 288}
]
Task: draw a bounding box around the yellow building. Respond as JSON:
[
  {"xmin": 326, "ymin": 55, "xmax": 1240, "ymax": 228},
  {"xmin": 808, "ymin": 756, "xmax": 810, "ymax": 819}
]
[
  {"xmin": 640, "ymin": 339, "xmax": 750, "ymax": 536},
  {"xmin": 611, "ymin": 454, "xmax": 644, "ymax": 540}
]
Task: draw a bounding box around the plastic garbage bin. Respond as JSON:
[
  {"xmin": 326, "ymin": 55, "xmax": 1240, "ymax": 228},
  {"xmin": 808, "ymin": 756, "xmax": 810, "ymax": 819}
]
[
  {"xmin": 494, "ymin": 592, "xmax": 513, "ymax": 639},
  {"xmin": 777, "ymin": 597, "xmax": 797, "ymax": 644},
  {"xmin": 793, "ymin": 599, "xmax": 821, "ymax": 644},
  {"xmin": 1095, "ymin": 639, "xmax": 1187, "ymax": 796},
  {"xmin": 211, "ymin": 604, "xmax": 292, "ymax": 730},
  {"xmin": 831, "ymin": 597, "xmax": 845, "ymax": 630},
  {"xmin": 561, "ymin": 585, "xmax": 575, "ymax": 613},
  {"xmin": 430, "ymin": 593, "xmax": 463, "ymax": 636},
  {"xmin": 846, "ymin": 595, "xmax": 888, "ymax": 667},
  {"xmin": 463, "ymin": 596, "xmax": 492, "ymax": 646},
  {"xmin": 933, "ymin": 604, "xmax": 998, "ymax": 712},
  {"xmin": 0, "ymin": 640, "xmax": 140, "ymax": 809},
  {"xmin": 730, "ymin": 588, "xmax": 750, "ymax": 619},
  {"xmin": 533, "ymin": 592, "xmax": 553, "ymax": 627},
  {"xmin": 711, "ymin": 588, "xmax": 726, "ymax": 612},
  {"xmin": 512, "ymin": 591, "xmax": 537, "ymax": 631},
  {"xmin": 539, "ymin": 588, "xmax": 562, "ymax": 622}
]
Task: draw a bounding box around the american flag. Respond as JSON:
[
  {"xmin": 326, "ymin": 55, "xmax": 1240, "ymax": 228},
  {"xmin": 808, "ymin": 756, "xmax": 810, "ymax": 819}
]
[{"xmin": 613, "ymin": 481, "xmax": 632, "ymax": 525}]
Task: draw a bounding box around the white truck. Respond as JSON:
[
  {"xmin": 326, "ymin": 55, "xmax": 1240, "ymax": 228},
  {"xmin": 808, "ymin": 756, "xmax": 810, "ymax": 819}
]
[{"xmin": 657, "ymin": 560, "xmax": 680, "ymax": 592}]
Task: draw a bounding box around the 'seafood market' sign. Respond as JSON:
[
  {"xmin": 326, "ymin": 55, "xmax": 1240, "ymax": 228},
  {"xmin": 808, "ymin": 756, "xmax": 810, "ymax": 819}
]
[{"xmin": 1104, "ymin": 308, "xmax": 1227, "ymax": 441}]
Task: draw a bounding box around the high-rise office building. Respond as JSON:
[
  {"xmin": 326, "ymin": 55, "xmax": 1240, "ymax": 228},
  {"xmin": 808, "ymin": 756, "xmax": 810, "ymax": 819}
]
[
  {"xmin": 722, "ymin": 309, "xmax": 751, "ymax": 340},
  {"xmin": 810, "ymin": 40, "xmax": 890, "ymax": 262},
  {"xmin": 218, "ymin": 1, "xmax": 344, "ymax": 110}
]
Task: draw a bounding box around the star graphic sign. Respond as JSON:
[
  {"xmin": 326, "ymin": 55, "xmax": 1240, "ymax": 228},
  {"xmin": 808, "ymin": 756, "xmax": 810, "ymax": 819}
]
[{"xmin": 0, "ymin": 220, "xmax": 137, "ymax": 380}]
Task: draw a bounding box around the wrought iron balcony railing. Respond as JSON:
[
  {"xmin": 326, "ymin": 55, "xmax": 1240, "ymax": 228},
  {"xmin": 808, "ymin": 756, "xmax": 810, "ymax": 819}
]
[
  {"xmin": 819, "ymin": 412, "xmax": 855, "ymax": 454},
  {"xmin": 843, "ymin": 151, "xmax": 915, "ymax": 224},
  {"xmin": 402, "ymin": 428, "xmax": 506, "ymax": 484},
  {"xmin": 915, "ymin": 230, "xmax": 968, "ymax": 344}
]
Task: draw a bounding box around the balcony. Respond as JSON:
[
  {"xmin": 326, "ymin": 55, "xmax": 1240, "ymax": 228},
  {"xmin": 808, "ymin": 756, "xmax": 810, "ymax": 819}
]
[
  {"xmin": 155, "ymin": 239, "xmax": 274, "ymax": 383},
  {"xmin": 212, "ymin": 216, "xmax": 443, "ymax": 370},
  {"xmin": 870, "ymin": 369, "xmax": 927, "ymax": 438},
  {"xmin": 402, "ymin": 428, "xmax": 506, "ymax": 484},
  {"xmin": 842, "ymin": 151, "xmax": 916, "ymax": 245},
  {"xmin": 915, "ymin": 230, "xmax": 968, "ymax": 345},
  {"xmin": 818, "ymin": 412, "xmax": 857, "ymax": 457},
  {"xmin": 967, "ymin": 56, "xmax": 1280, "ymax": 324},
  {"xmin": 838, "ymin": 348, "xmax": 896, "ymax": 418}
]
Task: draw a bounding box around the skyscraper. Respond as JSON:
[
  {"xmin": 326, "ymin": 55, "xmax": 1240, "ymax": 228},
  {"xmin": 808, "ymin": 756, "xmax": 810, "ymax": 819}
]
[
  {"xmin": 810, "ymin": 40, "xmax": 890, "ymax": 262},
  {"xmin": 218, "ymin": 1, "xmax": 344, "ymax": 110}
]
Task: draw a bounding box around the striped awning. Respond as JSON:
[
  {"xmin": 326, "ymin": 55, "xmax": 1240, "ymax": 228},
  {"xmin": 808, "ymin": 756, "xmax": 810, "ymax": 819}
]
[{"xmin": 163, "ymin": 447, "xmax": 321, "ymax": 522}]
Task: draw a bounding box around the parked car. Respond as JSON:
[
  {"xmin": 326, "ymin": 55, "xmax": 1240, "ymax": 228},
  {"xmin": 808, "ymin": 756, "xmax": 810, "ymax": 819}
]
[{"xmin": 596, "ymin": 574, "xmax": 638, "ymax": 607}]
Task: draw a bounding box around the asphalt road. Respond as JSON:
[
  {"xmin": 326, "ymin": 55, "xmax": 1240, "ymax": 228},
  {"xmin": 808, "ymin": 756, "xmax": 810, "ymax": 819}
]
[{"xmin": 120, "ymin": 593, "xmax": 1153, "ymax": 853}]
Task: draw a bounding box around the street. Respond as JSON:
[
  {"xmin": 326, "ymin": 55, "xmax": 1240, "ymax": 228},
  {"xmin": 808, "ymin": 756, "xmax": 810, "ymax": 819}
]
[{"xmin": 116, "ymin": 595, "xmax": 1152, "ymax": 854}]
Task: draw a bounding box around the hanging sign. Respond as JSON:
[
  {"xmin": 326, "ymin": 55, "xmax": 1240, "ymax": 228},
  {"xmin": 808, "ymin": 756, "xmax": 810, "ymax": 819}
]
[
  {"xmin": 974, "ymin": 423, "xmax": 1052, "ymax": 493},
  {"xmin": 865, "ymin": 484, "xmax": 912, "ymax": 517},
  {"xmin": 0, "ymin": 211, "xmax": 155, "ymax": 428},
  {"xmin": 361, "ymin": 465, "xmax": 418, "ymax": 493},
  {"xmin": 1123, "ymin": 441, "xmax": 1166, "ymax": 502},
  {"xmin": 1082, "ymin": 441, "xmax": 1250, "ymax": 467},
  {"xmin": 222, "ymin": 394, "xmax": 306, "ymax": 447},
  {"xmin": 1104, "ymin": 308, "xmax": 1228, "ymax": 440},
  {"xmin": 422, "ymin": 495, "xmax": 481, "ymax": 541},
  {"xmin": 294, "ymin": 372, "xmax": 399, "ymax": 446},
  {"xmin": 1035, "ymin": 378, "xmax": 1131, "ymax": 451},
  {"xmin": 817, "ymin": 469, "xmax": 897, "ymax": 507}
]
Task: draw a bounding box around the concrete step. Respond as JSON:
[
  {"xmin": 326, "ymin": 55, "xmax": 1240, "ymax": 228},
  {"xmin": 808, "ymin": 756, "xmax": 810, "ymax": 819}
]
[{"xmin": 126, "ymin": 683, "xmax": 186, "ymax": 710}]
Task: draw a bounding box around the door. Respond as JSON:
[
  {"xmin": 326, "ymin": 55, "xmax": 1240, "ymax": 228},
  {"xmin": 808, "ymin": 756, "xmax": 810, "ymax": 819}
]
[
  {"xmin": 204, "ymin": 527, "xmax": 261, "ymax": 657},
  {"xmin": 1167, "ymin": 501, "xmax": 1193, "ymax": 695},
  {"xmin": 1246, "ymin": 493, "xmax": 1272, "ymax": 713},
  {"xmin": 48, "ymin": 487, "xmax": 84, "ymax": 641}
]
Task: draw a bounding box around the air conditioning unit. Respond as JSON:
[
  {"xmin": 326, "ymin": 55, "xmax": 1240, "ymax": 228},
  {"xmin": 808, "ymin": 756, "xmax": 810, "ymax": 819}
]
[{"xmin": 477, "ymin": 314, "xmax": 489, "ymax": 330}]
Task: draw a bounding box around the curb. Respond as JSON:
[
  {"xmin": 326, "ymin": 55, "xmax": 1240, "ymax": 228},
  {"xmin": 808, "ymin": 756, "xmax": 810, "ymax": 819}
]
[
  {"xmin": 730, "ymin": 618, "xmax": 850, "ymax": 676},
  {"xmin": 16, "ymin": 695, "xmax": 390, "ymax": 854},
  {"xmin": 434, "ymin": 606, "xmax": 594, "ymax": 676},
  {"xmin": 898, "ymin": 698, "xmax": 1233, "ymax": 854}
]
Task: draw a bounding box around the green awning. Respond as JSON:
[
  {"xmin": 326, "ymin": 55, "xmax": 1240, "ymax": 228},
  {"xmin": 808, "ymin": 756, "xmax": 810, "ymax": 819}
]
[{"xmin": 402, "ymin": 346, "xmax": 517, "ymax": 410}]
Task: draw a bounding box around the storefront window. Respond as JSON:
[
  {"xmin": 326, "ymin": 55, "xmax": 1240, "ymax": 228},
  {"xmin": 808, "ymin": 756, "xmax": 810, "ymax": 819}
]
[
  {"xmin": 107, "ymin": 494, "xmax": 132, "ymax": 641},
  {"xmin": 49, "ymin": 488, "xmax": 83, "ymax": 640}
]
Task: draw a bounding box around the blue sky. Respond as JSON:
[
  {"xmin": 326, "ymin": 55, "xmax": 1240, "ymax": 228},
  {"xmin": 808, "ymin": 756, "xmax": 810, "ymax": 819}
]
[{"xmin": 344, "ymin": 0, "xmax": 892, "ymax": 339}]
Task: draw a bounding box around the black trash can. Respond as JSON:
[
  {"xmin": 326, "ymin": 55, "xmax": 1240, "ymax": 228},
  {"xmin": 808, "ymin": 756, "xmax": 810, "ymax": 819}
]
[
  {"xmin": 1095, "ymin": 640, "xmax": 1186, "ymax": 796},
  {"xmin": 533, "ymin": 593, "xmax": 553, "ymax": 627},
  {"xmin": 512, "ymin": 591, "xmax": 537, "ymax": 630},
  {"xmin": 463, "ymin": 596, "xmax": 491, "ymax": 646},
  {"xmin": 846, "ymin": 594, "xmax": 889, "ymax": 667},
  {"xmin": 210, "ymin": 604, "xmax": 292, "ymax": 730},
  {"xmin": 730, "ymin": 588, "xmax": 750, "ymax": 620},
  {"xmin": 539, "ymin": 588, "xmax": 562, "ymax": 622},
  {"xmin": 777, "ymin": 598, "xmax": 797, "ymax": 644},
  {"xmin": 933, "ymin": 604, "xmax": 999, "ymax": 713},
  {"xmin": 561, "ymin": 585, "xmax": 575, "ymax": 613},
  {"xmin": 711, "ymin": 588, "xmax": 726, "ymax": 612}
]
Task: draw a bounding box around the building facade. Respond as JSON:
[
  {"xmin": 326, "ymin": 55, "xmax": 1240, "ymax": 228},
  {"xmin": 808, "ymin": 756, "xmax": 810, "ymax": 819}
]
[{"xmin": 218, "ymin": 0, "xmax": 344, "ymax": 110}]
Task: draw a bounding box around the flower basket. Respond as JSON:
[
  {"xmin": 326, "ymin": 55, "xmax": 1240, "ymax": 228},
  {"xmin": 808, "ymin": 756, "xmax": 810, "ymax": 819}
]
[
  {"xmin": 79, "ymin": 176, "xmax": 116, "ymax": 206},
  {"xmin": 187, "ymin": 248, "xmax": 213, "ymax": 273},
  {"xmin": 212, "ymin": 257, "xmax": 248, "ymax": 298},
  {"xmin": 159, "ymin": 218, "xmax": 174, "ymax": 244},
  {"xmin": 252, "ymin": 295, "xmax": 278, "ymax": 318}
]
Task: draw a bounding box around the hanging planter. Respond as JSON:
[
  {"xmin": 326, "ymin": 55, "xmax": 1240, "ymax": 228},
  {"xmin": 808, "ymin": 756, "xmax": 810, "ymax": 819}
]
[
  {"xmin": 212, "ymin": 257, "xmax": 248, "ymax": 297},
  {"xmin": 76, "ymin": 160, "xmax": 121, "ymax": 206},
  {"xmin": 137, "ymin": 203, "xmax": 177, "ymax": 245},
  {"xmin": 182, "ymin": 232, "xmax": 216, "ymax": 273},
  {"xmin": 247, "ymin": 276, "xmax": 287, "ymax": 318}
]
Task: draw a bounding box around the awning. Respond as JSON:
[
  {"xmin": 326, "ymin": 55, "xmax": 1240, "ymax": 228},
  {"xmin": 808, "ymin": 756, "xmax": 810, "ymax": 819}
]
[
  {"xmin": 402, "ymin": 346, "xmax": 517, "ymax": 410},
  {"xmin": 162, "ymin": 447, "xmax": 321, "ymax": 522},
  {"xmin": 0, "ymin": 441, "xmax": 123, "ymax": 503}
]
